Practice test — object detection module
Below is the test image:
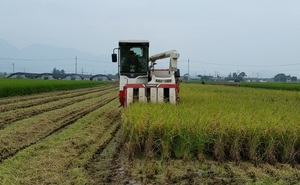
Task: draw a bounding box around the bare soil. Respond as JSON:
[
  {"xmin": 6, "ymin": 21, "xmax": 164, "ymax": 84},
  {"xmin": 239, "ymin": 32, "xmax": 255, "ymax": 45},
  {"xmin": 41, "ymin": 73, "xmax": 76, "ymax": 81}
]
[{"xmin": 94, "ymin": 143, "xmax": 300, "ymax": 185}]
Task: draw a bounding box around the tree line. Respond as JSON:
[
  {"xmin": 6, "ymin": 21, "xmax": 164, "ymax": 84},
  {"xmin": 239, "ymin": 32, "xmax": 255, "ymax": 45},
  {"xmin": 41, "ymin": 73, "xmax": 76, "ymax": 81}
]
[
  {"xmin": 52, "ymin": 68, "xmax": 65, "ymax": 74},
  {"xmin": 273, "ymin": 73, "xmax": 297, "ymax": 82}
]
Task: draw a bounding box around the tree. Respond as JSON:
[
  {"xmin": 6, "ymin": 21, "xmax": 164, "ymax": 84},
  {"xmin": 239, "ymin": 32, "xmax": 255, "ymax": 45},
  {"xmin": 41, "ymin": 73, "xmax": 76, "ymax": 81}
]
[
  {"xmin": 0, "ymin": 72, "xmax": 7, "ymax": 77},
  {"xmin": 52, "ymin": 68, "xmax": 65, "ymax": 74},
  {"xmin": 291, "ymin": 76, "xmax": 297, "ymax": 82},
  {"xmin": 274, "ymin": 73, "xmax": 287, "ymax": 82},
  {"xmin": 226, "ymin": 72, "xmax": 247, "ymax": 82},
  {"xmin": 52, "ymin": 68, "xmax": 59, "ymax": 74},
  {"xmin": 238, "ymin": 72, "xmax": 247, "ymax": 78}
]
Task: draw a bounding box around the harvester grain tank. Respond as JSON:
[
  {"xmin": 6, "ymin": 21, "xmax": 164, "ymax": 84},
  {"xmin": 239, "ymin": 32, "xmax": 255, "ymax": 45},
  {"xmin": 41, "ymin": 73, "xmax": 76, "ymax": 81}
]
[{"xmin": 112, "ymin": 40, "xmax": 180, "ymax": 107}]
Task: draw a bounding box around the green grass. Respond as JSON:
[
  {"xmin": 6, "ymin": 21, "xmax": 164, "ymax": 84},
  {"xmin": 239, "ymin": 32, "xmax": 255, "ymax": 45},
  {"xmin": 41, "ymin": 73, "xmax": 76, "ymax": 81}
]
[{"xmin": 0, "ymin": 78, "xmax": 108, "ymax": 97}]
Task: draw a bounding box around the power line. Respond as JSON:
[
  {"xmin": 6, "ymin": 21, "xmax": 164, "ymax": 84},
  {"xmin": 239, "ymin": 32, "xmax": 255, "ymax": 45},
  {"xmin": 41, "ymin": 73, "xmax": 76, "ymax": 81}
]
[
  {"xmin": 2, "ymin": 57, "xmax": 299, "ymax": 67},
  {"xmin": 0, "ymin": 57, "xmax": 73, "ymax": 61},
  {"xmin": 77, "ymin": 58, "xmax": 109, "ymax": 63},
  {"xmin": 180, "ymin": 59, "xmax": 300, "ymax": 67}
]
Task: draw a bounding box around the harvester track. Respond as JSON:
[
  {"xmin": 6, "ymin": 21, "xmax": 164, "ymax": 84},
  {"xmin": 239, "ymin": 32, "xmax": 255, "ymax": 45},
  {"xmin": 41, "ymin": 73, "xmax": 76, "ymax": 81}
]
[
  {"xmin": 0, "ymin": 85, "xmax": 114, "ymax": 112},
  {"xmin": 0, "ymin": 85, "xmax": 118, "ymax": 163},
  {"xmin": 0, "ymin": 87, "xmax": 115, "ymax": 129}
]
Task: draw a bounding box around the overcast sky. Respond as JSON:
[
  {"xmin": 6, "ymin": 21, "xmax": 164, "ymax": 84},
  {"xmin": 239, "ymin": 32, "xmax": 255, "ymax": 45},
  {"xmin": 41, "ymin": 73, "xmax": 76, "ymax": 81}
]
[{"xmin": 1, "ymin": 0, "xmax": 300, "ymax": 78}]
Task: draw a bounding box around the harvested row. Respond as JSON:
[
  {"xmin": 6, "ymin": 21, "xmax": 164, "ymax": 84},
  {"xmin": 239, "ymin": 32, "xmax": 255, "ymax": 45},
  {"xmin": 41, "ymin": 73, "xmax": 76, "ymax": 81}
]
[
  {"xmin": 0, "ymin": 98, "xmax": 121, "ymax": 184},
  {"xmin": 0, "ymin": 85, "xmax": 115, "ymax": 112},
  {"xmin": 0, "ymin": 88, "xmax": 117, "ymax": 162},
  {"xmin": 0, "ymin": 87, "xmax": 116, "ymax": 129},
  {"xmin": 0, "ymin": 85, "xmax": 101, "ymax": 105}
]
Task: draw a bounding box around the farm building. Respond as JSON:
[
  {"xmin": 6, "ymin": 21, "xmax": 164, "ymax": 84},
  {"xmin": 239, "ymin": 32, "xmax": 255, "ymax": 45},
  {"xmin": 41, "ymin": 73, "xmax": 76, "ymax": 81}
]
[
  {"xmin": 6, "ymin": 72, "xmax": 113, "ymax": 81},
  {"xmin": 90, "ymin": 74, "xmax": 111, "ymax": 81},
  {"xmin": 6, "ymin": 72, "xmax": 38, "ymax": 79}
]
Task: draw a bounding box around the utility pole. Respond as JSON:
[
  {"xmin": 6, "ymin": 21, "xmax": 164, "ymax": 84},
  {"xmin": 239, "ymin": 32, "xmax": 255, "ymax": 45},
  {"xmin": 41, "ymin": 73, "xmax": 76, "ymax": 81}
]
[
  {"xmin": 12, "ymin": 63, "xmax": 15, "ymax": 73},
  {"xmin": 188, "ymin": 58, "xmax": 190, "ymax": 81},
  {"xmin": 75, "ymin": 56, "xmax": 77, "ymax": 74},
  {"xmin": 188, "ymin": 58, "xmax": 190, "ymax": 76}
]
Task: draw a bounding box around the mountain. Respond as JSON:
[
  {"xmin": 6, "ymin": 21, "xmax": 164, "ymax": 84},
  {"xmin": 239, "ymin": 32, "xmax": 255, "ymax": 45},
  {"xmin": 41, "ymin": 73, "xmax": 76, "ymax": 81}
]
[
  {"xmin": 0, "ymin": 39, "xmax": 20, "ymax": 57},
  {"xmin": 0, "ymin": 39, "xmax": 113, "ymax": 74},
  {"xmin": 19, "ymin": 44, "xmax": 97, "ymax": 59}
]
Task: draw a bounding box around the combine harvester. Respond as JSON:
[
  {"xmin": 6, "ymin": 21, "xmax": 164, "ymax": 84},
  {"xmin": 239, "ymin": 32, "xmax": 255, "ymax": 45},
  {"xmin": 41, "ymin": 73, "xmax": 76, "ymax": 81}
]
[{"xmin": 112, "ymin": 40, "xmax": 180, "ymax": 107}]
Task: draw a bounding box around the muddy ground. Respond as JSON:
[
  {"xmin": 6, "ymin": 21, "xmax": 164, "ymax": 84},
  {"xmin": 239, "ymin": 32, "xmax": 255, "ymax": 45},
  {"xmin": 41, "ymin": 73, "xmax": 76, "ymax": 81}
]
[{"xmin": 86, "ymin": 130, "xmax": 300, "ymax": 185}]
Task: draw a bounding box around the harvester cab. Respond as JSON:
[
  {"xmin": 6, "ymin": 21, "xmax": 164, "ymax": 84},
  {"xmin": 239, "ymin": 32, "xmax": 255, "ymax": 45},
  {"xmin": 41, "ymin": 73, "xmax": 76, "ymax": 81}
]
[{"xmin": 112, "ymin": 40, "xmax": 180, "ymax": 107}]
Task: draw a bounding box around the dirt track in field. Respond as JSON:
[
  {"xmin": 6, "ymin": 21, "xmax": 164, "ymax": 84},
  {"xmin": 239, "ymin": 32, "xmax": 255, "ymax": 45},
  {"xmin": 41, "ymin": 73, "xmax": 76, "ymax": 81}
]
[
  {"xmin": 0, "ymin": 86, "xmax": 113, "ymax": 127},
  {"xmin": 0, "ymin": 85, "xmax": 118, "ymax": 163}
]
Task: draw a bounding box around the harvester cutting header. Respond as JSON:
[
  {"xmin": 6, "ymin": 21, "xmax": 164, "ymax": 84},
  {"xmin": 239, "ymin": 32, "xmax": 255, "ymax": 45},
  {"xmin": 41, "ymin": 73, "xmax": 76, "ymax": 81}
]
[{"xmin": 112, "ymin": 40, "xmax": 180, "ymax": 107}]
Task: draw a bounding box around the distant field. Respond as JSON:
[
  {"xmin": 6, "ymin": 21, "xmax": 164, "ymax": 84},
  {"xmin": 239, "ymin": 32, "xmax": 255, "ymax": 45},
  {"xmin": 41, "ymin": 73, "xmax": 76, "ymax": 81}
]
[
  {"xmin": 241, "ymin": 82, "xmax": 300, "ymax": 91},
  {"xmin": 0, "ymin": 79, "xmax": 108, "ymax": 97},
  {"xmin": 185, "ymin": 81, "xmax": 300, "ymax": 91}
]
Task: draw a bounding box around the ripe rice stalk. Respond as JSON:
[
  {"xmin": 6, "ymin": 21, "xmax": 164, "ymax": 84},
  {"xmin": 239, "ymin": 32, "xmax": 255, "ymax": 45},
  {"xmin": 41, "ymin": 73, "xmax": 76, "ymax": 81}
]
[
  {"xmin": 246, "ymin": 128, "xmax": 262, "ymax": 164},
  {"xmin": 144, "ymin": 130, "xmax": 154, "ymax": 158},
  {"xmin": 295, "ymin": 138, "xmax": 300, "ymax": 163},
  {"xmin": 223, "ymin": 119, "xmax": 245, "ymax": 162},
  {"xmin": 239, "ymin": 117, "xmax": 262, "ymax": 164},
  {"xmin": 122, "ymin": 108, "xmax": 148, "ymax": 157},
  {"xmin": 213, "ymin": 134, "xmax": 225, "ymax": 162},
  {"xmin": 280, "ymin": 125, "xmax": 298, "ymax": 163},
  {"xmin": 121, "ymin": 83, "xmax": 300, "ymax": 163},
  {"xmin": 144, "ymin": 120, "xmax": 161, "ymax": 158},
  {"xmin": 172, "ymin": 127, "xmax": 192, "ymax": 160},
  {"xmin": 264, "ymin": 139, "xmax": 277, "ymax": 165},
  {"xmin": 282, "ymin": 141, "xmax": 296, "ymax": 164},
  {"xmin": 261, "ymin": 127, "xmax": 279, "ymax": 164},
  {"xmin": 160, "ymin": 122, "xmax": 176, "ymax": 160},
  {"xmin": 193, "ymin": 121, "xmax": 207, "ymax": 162},
  {"xmin": 229, "ymin": 137, "xmax": 241, "ymax": 162}
]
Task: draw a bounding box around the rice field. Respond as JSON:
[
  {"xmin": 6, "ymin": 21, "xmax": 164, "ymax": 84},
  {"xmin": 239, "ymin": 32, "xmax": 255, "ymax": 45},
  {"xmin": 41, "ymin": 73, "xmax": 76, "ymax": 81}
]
[
  {"xmin": 240, "ymin": 82, "xmax": 300, "ymax": 91},
  {"xmin": 0, "ymin": 81, "xmax": 300, "ymax": 184},
  {"xmin": 122, "ymin": 83, "xmax": 300, "ymax": 164},
  {"xmin": 0, "ymin": 78, "xmax": 107, "ymax": 97}
]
